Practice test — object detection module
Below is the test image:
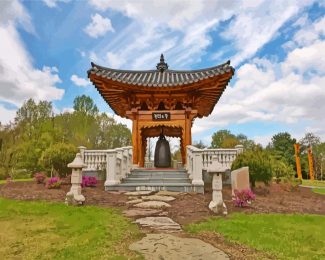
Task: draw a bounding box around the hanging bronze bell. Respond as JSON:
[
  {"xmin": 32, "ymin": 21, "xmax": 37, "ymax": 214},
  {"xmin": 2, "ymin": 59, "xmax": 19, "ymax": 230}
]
[{"xmin": 154, "ymin": 134, "xmax": 171, "ymax": 168}]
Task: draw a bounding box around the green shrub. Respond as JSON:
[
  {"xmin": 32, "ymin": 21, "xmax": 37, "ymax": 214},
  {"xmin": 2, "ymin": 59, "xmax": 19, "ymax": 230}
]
[
  {"xmin": 10, "ymin": 169, "xmax": 31, "ymax": 179},
  {"xmin": 231, "ymin": 149, "xmax": 272, "ymax": 187},
  {"xmin": 271, "ymin": 158, "xmax": 295, "ymax": 182},
  {"xmin": 40, "ymin": 143, "xmax": 77, "ymax": 178},
  {"xmin": 0, "ymin": 167, "xmax": 8, "ymax": 180}
]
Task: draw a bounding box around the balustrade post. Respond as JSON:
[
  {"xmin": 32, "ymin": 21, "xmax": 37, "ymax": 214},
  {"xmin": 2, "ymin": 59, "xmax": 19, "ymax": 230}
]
[
  {"xmin": 78, "ymin": 146, "xmax": 86, "ymax": 161},
  {"xmin": 115, "ymin": 148, "xmax": 123, "ymax": 181},
  {"xmin": 121, "ymin": 147, "xmax": 129, "ymax": 179},
  {"xmin": 127, "ymin": 146, "xmax": 133, "ymax": 174},
  {"xmin": 192, "ymin": 150, "xmax": 204, "ymax": 186},
  {"xmin": 105, "ymin": 150, "xmax": 120, "ymax": 186},
  {"xmin": 186, "ymin": 146, "xmax": 192, "ymax": 178},
  {"xmin": 235, "ymin": 144, "xmax": 244, "ymax": 154}
]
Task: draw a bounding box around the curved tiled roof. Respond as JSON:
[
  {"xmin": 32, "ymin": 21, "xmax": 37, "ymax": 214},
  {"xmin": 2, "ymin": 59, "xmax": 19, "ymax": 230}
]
[{"xmin": 88, "ymin": 60, "xmax": 234, "ymax": 88}]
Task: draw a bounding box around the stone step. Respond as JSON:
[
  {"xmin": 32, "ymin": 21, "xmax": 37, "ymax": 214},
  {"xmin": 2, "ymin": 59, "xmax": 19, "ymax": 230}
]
[
  {"xmin": 105, "ymin": 182, "xmax": 204, "ymax": 193},
  {"xmin": 128, "ymin": 173, "xmax": 189, "ymax": 179},
  {"xmin": 132, "ymin": 168, "xmax": 186, "ymax": 172},
  {"xmin": 123, "ymin": 177, "xmax": 191, "ymax": 184}
]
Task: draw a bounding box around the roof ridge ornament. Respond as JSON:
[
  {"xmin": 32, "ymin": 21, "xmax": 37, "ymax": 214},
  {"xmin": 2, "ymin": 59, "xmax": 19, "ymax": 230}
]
[{"xmin": 156, "ymin": 54, "xmax": 168, "ymax": 72}]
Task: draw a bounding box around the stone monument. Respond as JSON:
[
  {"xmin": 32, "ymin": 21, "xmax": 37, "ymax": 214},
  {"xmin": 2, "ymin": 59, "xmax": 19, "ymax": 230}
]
[{"xmin": 231, "ymin": 166, "xmax": 250, "ymax": 196}]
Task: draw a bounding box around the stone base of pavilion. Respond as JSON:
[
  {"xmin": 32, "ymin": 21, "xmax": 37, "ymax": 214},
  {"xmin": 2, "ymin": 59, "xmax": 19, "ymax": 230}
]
[{"xmin": 105, "ymin": 168, "xmax": 204, "ymax": 193}]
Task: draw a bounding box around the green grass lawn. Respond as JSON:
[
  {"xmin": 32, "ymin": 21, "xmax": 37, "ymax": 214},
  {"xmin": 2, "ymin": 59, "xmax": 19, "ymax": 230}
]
[
  {"xmin": 301, "ymin": 179, "xmax": 325, "ymax": 187},
  {"xmin": 0, "ymin": 198, "xmax": 142, "ymax": 259},
  {"xmin": 186, "ymin": 213, "xmax": 325, "ymax": 260},
  {"xmin": 312, "ymin": 188, "xmax": 325, "ymax": 195},
  {"xmin": 0, "ymin": 178, "xmax": 33, "ymax": 184}
]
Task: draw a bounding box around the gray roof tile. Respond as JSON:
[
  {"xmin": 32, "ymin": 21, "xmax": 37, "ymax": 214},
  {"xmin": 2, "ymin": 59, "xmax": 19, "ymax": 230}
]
[{"xmin": 88, "ymin": 60, "xmax": 234, "ymax": 88}]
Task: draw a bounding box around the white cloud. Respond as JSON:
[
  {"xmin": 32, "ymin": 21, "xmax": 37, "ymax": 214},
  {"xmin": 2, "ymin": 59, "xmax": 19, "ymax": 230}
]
[
  {"xmin": 223, "ymin": 1, "xmax": 314, "ymax": 65},
  {"xmin": 106, "ymin": 112, "xmax": 132, "ymax": 130},
  {"xmin": 86, "ymin": 0, "xmax": 324, "ymax": 141},
  {"xmin": 292, "ymin": 16, "xmax": 325, "ymax": 47},
  {"xmin": 88, "ymin": 0, "xmax": 316, "ymax": 69},
  {"xmin": 0, "ymin": 0, "xmax": 35, "ymax": 34},
  {"xmin": 0, "ymin": 25, "xmax": 64, "ymax": 106},
  {"xmin": 193, "ymin": 36, "xmax": 325, "ymax": 139},
  {"xmin": 61, "ymin": 107, "xmax": 74, "ymax": 113},
  {"xmin": 282, "ymin": 40, "xmax": 325, "ymax": 75},
  {"xmin": 105, "ymin": 52, "xmax": 125, "ymax": 68},
  {"xmin": 0, "ymin": 0, "xmax": 64, "ymax": 119},
  {"xmin": 42, "ymin": 0, "xmax": 70, "ymax": 8},
  {"xmin": 70, "ymin": 74, "xmax": 90, "ymax": 87},
  {"xmin": 84, "ymin": 13, "xmax": 114, "ymax": 38},
  {"xmin": 0, "ymin": 104, "xmax": 16, "ymax": 125}
]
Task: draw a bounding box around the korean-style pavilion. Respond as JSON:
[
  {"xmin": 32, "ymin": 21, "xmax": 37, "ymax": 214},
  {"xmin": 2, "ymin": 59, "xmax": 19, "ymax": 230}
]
[{"xmin": 88, "ymin": 55, "xmax": 234, "ymax": 168}]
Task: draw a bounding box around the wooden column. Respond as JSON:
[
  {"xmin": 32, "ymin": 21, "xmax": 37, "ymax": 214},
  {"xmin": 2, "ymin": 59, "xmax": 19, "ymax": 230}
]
[
  {"xmin": 182, "ymin": 109, "xmax": 194, "ymax": 164},
  {"xmin": 130, "ymin": 109, "xmax": 139, "ymax": 165},
  {"xmin": 132, "ymin": 119, "xmax": 137, "ymax": 165}
]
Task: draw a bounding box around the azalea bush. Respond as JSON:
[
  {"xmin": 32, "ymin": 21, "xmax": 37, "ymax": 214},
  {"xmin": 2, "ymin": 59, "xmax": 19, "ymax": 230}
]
[
  {"xmin": 233, "ymin": 189, "xmax": 256, "ymax": 207},
  {"xmin": 46, "ymin": 177, "xmax": 62, "ymax": 189},
  {"xmin": 34, "ymin": 172, "xmax": 47, "ymax": 184},
  {"xmin": 82, "ymin": 176, "xmax": 97, "ymax": 187}
]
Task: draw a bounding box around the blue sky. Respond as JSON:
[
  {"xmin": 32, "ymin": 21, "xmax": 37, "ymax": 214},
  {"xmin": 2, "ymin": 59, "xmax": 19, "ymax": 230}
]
[{"xmin": 0, "ymin": 0, "xmax": 325, "ymax": 146}]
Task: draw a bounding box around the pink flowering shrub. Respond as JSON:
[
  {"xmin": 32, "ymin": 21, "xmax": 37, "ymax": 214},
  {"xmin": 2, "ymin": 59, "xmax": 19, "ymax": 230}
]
[
  {"xmin": 46, "ymin": 177, "xmax": 62, "ymax": 189},
  {"xmin": 233, "ymin": 189, "xmax": 256, "ymax": 207},
  {"xmin": 34, "ymin": 172, "xmax": 47, "ymax": 184},
  {"xmin": 82, "ymin": 176, "xmax": 97, "ymax": 187}
]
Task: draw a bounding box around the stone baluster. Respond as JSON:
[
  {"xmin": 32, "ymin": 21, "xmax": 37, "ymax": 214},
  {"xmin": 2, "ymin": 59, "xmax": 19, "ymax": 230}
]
[
  {"xmin": 105, "ymin": 150, "xmax": 120, "ymax": 186},
  {"xmin": 66, "ymin": 153, "xmax": 87, "ymax": 205}
]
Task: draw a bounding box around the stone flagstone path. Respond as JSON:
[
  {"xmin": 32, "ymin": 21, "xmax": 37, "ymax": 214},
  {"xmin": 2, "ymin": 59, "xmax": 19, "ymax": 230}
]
[
  {"xmin": 129, "ymin": 233, "xmax": 229, "ymax": 260},
  {"xmin": 134, "ymin": 200, "xmax": 171, "ymax": 209},
  {"xmin": 141, "ymin": 195, "xmax": 176, "ymax": 202},
  {"xmin": 134, "ymin": 217, "xmax": 181, "ymax": 231},
  {"xmin": 123, "ymin": 190, "xmax": 229, "ymax": 259}
]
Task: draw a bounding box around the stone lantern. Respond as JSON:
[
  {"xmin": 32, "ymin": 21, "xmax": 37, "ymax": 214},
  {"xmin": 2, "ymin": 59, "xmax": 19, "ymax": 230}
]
[
  {"xmin": 207, "ymin": 156, "xmax": 227, "ymax": 215},
  {"xmin": 66, "ymin": 153, "xmax": 87, "ymax": 205}
]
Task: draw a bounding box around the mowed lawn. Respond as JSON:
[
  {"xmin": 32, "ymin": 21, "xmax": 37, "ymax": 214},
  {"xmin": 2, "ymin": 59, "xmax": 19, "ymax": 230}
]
[
  {"xmin": 0, "ymin": 178, "xmax": 33, "ymax": 184},
  {"xmin": 302, "ymin": 179, "xmax": 325, "ymax": 187},
  {"xmin": 312, "ymin": 188, "xmax": 325, "ymax": 195},
  {"xmin": 0, "ymin": 198, "xmax": 142, "ymax": 259},
  {"xmin": 186, "ymin": 213, "xmax": 325, "ymax": 260}
]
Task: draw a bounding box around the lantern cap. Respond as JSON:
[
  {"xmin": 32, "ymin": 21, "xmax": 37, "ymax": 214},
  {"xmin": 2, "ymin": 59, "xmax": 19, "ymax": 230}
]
[{"xmin": 68, "ymin": 153, "xmax": 87, "ymax": 168}]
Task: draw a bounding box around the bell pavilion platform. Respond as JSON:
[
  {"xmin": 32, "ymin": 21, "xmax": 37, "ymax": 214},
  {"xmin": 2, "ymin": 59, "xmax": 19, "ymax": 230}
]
[{"xmin": 104, "ymin": 168, "xmax": 204, "ymax": 193}]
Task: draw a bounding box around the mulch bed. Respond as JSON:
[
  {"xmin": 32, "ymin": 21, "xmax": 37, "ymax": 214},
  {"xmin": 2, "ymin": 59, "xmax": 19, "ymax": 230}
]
[
  {"xmin": 1, "ymin": 181, "xmax": 324, "ymax": 222},
  {"xmin": 1, "ymin": 180, "xmax": 324, "ymax": 260},
  {"xmin": 0, "ymin": 181, "xmax": 128, "ymax": 208},
  {"xmin": 167, "ymin": 183, "xmax": 325, "ymax": 225}
]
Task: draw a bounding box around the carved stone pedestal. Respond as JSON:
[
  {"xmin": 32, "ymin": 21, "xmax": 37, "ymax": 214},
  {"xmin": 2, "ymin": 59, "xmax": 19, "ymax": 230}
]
[{"xmin": 65, "ymin": 153, "xmax": 87, "ymax": 205}]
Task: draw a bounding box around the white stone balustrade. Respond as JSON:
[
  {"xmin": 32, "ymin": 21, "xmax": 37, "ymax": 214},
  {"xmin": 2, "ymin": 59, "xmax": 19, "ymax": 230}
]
[
  {"xmin": 186, "ymin": 145, "xmax": 243, "ymax": 187},
  {"xmin": 78, "ymin": 144, "xmax": 242, "ymax": 189},
  {"xmin": 78, "ymin": 146, "xmax": 133, "ymax": 186}
]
